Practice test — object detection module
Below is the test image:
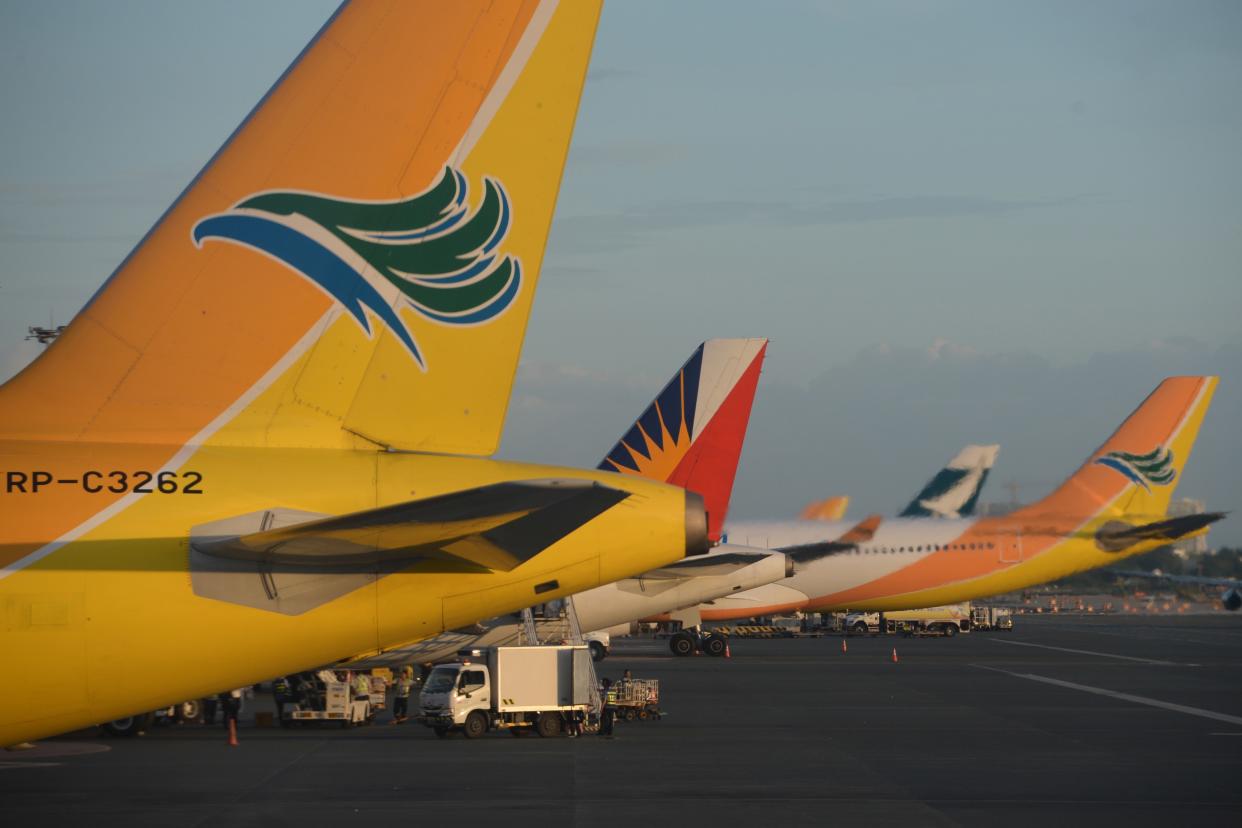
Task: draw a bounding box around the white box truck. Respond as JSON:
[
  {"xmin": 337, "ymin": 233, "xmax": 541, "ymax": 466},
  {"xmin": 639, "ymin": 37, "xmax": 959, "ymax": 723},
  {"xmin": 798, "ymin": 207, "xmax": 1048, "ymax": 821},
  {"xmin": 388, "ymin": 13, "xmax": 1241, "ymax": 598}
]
[{"xmin": 417, "ymin": 645, "xmax": 594, "ymax": 739}]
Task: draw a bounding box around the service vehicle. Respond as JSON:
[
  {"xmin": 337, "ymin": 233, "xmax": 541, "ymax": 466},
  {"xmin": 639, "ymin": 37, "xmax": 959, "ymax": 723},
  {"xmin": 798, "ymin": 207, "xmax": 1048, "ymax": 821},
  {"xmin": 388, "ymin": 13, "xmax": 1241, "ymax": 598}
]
[
  {"xmin": 418, "ymin": 645, "xmax": 594, "ymax": 739},
  {"xmin": 971, "ymin": 605, "xmax": 1014, "ymax": 631},
  {"xmin": 283, "ymin": 670, "xmax": 373, "ymax": 727},
  {"xmin": 845, "ymin": 604, "xmax": 973, "ymax": 637}
]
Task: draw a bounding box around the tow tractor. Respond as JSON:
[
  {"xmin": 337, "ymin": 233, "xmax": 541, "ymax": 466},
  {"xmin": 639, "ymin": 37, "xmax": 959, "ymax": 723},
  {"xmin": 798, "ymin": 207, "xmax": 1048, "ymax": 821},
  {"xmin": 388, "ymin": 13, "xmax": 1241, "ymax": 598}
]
[{"xmin": 283, "ymin": 669, "xmax": 374, "ymax": 727}]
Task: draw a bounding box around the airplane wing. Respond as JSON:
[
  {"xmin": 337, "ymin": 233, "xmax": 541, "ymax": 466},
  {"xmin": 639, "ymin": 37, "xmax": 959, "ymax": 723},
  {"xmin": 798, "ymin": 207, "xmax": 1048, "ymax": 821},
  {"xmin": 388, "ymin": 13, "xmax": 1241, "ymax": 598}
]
[
  {"xmin": 779, "ymin": 515, "xmax": 883, "ymax": 564},
  {"xmin": 195, "ymin": 480, "xmax": 629, "ymax": 572}
]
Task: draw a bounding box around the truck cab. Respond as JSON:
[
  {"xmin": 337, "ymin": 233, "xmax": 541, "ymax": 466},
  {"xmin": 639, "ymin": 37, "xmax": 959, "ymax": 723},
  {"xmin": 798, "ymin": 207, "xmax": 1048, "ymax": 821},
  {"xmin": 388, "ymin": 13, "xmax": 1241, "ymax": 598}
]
[{"xmin": 418, "ymin": 663, "xmax": 492, "ymax": 736}]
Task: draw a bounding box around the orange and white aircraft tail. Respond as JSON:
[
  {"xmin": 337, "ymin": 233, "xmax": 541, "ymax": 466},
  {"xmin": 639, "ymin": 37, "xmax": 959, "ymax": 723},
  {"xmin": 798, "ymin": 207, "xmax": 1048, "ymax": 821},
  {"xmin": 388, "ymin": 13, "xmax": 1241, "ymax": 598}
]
[
  {"xmin": 599, "ymin": 339, "xmax": 768, "ymax": 542},
  {"xmin": 799, "ymin": 496, "xmax": 850, "ymax": 521},
  {"xmin": 1015, "ymin": 376, "xmax": 1217, "ymax": 526},
  {"xmin": 0, "ymin": 0, "xmax": 597, "ymax": 456}
]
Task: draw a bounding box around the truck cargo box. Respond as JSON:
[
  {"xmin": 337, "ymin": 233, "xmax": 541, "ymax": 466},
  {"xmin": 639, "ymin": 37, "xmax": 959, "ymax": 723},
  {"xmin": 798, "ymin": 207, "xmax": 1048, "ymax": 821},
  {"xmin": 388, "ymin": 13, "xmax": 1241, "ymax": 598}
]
[{"xmin": 493, "ymin": 645, "xmax": 592, "ymax": 712}]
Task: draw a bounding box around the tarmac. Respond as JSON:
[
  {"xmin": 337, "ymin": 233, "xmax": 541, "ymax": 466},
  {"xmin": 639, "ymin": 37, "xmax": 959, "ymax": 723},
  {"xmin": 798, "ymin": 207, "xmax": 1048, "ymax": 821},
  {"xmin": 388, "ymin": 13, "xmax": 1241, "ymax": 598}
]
[{"xmin": 4, "ymin": 614, "xmax": 1240, "ymax": 827}]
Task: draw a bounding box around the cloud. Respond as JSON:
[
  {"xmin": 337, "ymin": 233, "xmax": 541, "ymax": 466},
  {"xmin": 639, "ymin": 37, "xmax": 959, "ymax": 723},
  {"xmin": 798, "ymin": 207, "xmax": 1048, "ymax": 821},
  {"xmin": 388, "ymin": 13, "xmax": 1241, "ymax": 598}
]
[{"xmin": 553, "ymin": 192, "xmax": 1091, "ymax": 255}]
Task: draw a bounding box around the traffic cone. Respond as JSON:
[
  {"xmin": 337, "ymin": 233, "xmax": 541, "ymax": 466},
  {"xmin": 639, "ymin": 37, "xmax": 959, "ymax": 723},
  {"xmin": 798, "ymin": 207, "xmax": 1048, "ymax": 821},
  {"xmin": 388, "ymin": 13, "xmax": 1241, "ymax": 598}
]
[
  {"xmin": 227, "ymin": 718, "xmax": 239, "ymax": 747},
  {"xmin": 891, "ymin": 647, "xmax": 899, "ymax": 664},
  {"xmin": 841, "ymin": 638, "xmax": 847, "ymax": 653},
  {"xmin": 724, "ymin": 641, "xmax": 732, "ymax": 659}
]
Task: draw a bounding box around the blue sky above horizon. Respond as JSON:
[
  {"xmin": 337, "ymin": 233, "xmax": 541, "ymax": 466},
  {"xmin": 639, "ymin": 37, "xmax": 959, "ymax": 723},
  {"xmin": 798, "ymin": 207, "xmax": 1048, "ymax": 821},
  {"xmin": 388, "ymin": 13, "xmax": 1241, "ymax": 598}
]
[{"xmin": 1, "ymin": 1, "xmax": 1239, "ymax": 542}]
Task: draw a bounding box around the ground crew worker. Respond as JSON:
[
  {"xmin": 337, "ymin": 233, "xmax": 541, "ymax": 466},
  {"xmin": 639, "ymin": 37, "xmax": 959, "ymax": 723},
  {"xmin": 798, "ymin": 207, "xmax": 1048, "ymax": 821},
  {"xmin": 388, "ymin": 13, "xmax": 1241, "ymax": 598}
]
[
  {"xmin": 353, "ymin": 672, "xmax": 371, "ymax": 703},
  {"xmin": 391, "ymin": 668, "xmax": 414, "ymax": 724},
  {"xmin": 600, "ymin": 678, "xmax": 617, "ymax": 738},
  {"xmin": 272, "ymin": 676, "xmax": 292, "ymax": 724}
]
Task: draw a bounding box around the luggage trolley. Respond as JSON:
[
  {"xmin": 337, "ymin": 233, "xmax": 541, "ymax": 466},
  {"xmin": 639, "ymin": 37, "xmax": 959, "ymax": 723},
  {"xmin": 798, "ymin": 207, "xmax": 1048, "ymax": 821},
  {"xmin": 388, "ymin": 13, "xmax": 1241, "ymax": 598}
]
[{"xmin": 612, "ymin": 678, "xmax": 661, "ymax": 721}]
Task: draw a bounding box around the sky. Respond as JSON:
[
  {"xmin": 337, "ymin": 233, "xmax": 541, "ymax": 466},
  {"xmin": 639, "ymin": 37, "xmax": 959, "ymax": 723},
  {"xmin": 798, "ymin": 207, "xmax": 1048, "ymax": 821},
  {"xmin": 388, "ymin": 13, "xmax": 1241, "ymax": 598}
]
[{"xmin": 1, "ymin": 1, "xmax": 1239, "ymax": 543}]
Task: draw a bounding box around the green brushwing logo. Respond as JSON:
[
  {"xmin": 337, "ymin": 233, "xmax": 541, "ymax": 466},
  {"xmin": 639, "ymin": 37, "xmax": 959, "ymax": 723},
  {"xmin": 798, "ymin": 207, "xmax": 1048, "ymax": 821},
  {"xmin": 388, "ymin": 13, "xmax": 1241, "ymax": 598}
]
[
  {"xmin": 1093, "ymin": 447, "xmax": 1176, "ymax": 492},
  {"xmin": 192, "ymin": 167, "xmax": 519, "ymax": 370}
]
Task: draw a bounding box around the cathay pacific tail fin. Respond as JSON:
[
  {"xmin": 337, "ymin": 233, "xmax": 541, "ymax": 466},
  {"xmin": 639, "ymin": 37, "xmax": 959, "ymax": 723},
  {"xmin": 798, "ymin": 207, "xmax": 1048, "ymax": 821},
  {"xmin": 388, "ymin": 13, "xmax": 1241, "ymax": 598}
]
[
  {"xmin": 899, "ymin": 444, "xmax": 1000, "ymax": 519},
  {"xmin": 598, "ymin": 339, "xmax": 767, "ymax": 542}
]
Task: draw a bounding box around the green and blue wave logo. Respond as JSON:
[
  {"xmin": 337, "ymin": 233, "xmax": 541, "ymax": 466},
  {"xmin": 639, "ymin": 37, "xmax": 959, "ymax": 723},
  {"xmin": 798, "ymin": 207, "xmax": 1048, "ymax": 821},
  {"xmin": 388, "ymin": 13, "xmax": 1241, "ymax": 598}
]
[
  {"xmin": 1093, "ymin": 446, "xmax": 1176, "ymax": 491},
  {"xmin": 192, "ymin": 166, "xmax": 520, "ymax": 369}
]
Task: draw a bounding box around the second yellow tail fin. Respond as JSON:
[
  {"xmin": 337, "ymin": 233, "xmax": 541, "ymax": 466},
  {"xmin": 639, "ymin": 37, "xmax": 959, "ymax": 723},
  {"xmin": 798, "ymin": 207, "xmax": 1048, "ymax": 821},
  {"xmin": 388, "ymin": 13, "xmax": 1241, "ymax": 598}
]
[{"xmin": 1018, "ymin": 376, "xmax": 1217, "ymax": 523}]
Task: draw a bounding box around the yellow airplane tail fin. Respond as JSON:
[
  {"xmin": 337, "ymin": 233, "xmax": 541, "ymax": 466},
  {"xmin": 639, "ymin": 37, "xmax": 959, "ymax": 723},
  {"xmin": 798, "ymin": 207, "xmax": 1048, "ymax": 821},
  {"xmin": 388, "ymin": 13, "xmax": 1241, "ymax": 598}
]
[
  {"xmin": 1017, "ymin": 376, "xmax": 1217, "ymax": 524},
  {"xmin": 0, "ymin": 1, "xmax": 600, "ymax": 454}
]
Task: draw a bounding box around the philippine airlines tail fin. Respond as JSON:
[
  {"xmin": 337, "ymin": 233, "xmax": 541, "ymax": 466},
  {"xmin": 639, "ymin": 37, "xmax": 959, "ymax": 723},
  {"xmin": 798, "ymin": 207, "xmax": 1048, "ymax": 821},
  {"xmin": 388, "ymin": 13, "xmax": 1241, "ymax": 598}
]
[
  {"xmin": 1018, "ymin": 377, "xmax": 1217, "ymax": 523},
  {"xmin": 0, "ymin": 1, "xmax": 601, "ymax": 455},
  {"xmin": 899, "ymin": 444, "xmax": 999, "ymax": 518},
  {"xmin": 598, "ymin": 339, "xmax": 768, "ymax": 542},
  {"xmin": 799, "ymin": 496, "xmax": 850, "ymax": 521}
]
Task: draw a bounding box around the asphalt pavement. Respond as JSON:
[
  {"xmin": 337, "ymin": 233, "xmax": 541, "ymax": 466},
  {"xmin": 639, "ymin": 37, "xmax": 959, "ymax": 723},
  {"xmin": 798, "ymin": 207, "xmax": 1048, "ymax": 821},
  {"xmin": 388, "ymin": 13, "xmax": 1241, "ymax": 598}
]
[{"xmin": 4, "ymin": 614, "xmax": 1240, "ymax": 827}]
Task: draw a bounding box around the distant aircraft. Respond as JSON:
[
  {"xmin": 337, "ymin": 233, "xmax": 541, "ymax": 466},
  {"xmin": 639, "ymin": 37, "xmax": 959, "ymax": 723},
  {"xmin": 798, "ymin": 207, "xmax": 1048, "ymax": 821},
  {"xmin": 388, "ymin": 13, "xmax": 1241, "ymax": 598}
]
[
  {"xmin": 800, "ymin": 496, "xmax": 850, "ymax": 521},
  {"xmin": 1111, "ymin": 570, "xmax": 1241, "ymax": 612},
  {"xmin": 701, "ymin": 378, "xmax": 1222, "ymax": 621},
  {"xmin": 796, "ymin": 444, "xmax": 1000, "ymax": 523},
  {"xmin": 356, "ymin": 339, "xmax": 787, "ymax": 665},
  {"xmin": 0, "ymin": 1, "xmax": 707, "ymax": 746}
]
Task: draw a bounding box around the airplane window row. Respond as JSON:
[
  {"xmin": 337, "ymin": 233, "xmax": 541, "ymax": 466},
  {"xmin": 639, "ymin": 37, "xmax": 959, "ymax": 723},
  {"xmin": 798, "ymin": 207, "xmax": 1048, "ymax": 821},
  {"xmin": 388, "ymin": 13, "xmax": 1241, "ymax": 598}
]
[{"xmin": 854, "ymin": 542, "xmax": 997, "ymax": 554}]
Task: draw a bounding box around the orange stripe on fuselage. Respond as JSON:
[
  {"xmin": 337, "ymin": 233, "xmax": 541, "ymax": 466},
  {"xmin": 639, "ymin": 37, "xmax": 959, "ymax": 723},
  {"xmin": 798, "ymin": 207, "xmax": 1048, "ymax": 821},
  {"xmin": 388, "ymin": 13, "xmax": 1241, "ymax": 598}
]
[
  {"xmin": 0, "ymin": 2, "xmax": 541, "ymax": 567},
  {"xmin": 807, "ymin": 377, "xmax": 1208, "ymax": 608}
]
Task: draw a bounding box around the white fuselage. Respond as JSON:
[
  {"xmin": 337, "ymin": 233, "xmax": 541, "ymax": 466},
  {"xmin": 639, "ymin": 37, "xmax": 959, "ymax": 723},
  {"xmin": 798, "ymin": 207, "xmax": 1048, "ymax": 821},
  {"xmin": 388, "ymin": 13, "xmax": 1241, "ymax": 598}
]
[{"xmin": 707, "ymin": 518, "xmax": 992, "ymax": 617}]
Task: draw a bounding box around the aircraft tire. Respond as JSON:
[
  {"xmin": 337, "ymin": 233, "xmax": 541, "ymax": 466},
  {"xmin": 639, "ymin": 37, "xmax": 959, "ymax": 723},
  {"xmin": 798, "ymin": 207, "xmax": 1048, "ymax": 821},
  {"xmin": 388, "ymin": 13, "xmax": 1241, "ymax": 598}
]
[
  {"xmin": 588, "ymin": 640, "xmax": 607, "ymax": 662},
  {"xmin": 669, "ymin": 632, "xmax": 696, "ymax": 657},
  {"xmin": 176, "ymin": 699, "xmax": 202, "ymax": 723},
  {"xmin": 101, "ymin": 713, "xmax": 152, "ymax": 738},
  {"xmin": 703, "ymin": 634, "xmax": 727, "ymax": 657}
]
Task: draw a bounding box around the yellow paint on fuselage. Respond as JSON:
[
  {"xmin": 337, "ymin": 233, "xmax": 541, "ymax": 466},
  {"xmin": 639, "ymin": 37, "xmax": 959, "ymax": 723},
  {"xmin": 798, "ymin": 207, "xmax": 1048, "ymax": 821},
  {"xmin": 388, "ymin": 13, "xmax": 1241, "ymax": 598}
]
[
  {"xmin": 0, "ymin": 1, "xmax": 694, "ymax": 747},
  {"xmin": 0, "ymin": 445, "xmax": 687, "ymax": 745}
]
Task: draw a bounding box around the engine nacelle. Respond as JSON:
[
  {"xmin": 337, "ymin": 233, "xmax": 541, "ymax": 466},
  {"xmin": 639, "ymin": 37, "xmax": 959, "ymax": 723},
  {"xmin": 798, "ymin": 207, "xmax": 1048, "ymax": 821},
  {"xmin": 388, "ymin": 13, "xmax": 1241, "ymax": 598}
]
[{"xmin": 1222, "ymin": 588, "xmax": 1241, "ymax": 612}]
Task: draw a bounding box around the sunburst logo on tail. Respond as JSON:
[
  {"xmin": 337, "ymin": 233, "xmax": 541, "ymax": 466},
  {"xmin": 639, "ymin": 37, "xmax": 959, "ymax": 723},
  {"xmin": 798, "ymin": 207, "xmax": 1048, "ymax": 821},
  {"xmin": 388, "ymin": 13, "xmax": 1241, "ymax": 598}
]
[
  {"xmin": 191, "ymin": 166, "xmax": 520, "ymax": 370},
  {"xmin": 599, "ymin": 350, "xmax": 702, "ymax": 482},
  {"xmin": 1093, "ymin": 446, "xmax": 1177, "ymax": 492}
]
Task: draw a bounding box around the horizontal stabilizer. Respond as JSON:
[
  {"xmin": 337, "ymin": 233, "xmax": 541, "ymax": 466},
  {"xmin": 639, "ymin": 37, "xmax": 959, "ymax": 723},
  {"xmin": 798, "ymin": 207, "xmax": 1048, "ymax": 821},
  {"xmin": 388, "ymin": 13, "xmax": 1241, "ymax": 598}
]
[
  {"xmin": 1093, "ymin": 511, "xmax": 1225, "ymax": 553},
  {"xmin": 781, "ymin": 514, "xmax": 883, "ymax": 564},
  {"xmin": 643, "ymin": 544, "xmax": 791, "ymax": 580},
  {"xmin": 195, "ymin": 480, "xmax": 629, "ymax": 572}
]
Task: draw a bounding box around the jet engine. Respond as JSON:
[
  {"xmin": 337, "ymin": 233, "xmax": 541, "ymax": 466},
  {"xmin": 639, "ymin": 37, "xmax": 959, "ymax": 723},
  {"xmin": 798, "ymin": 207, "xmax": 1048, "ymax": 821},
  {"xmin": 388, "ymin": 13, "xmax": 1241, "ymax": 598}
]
[{"xmin": 1221, "ymin": 588, "xmax": 1241, "ymax": 612}]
